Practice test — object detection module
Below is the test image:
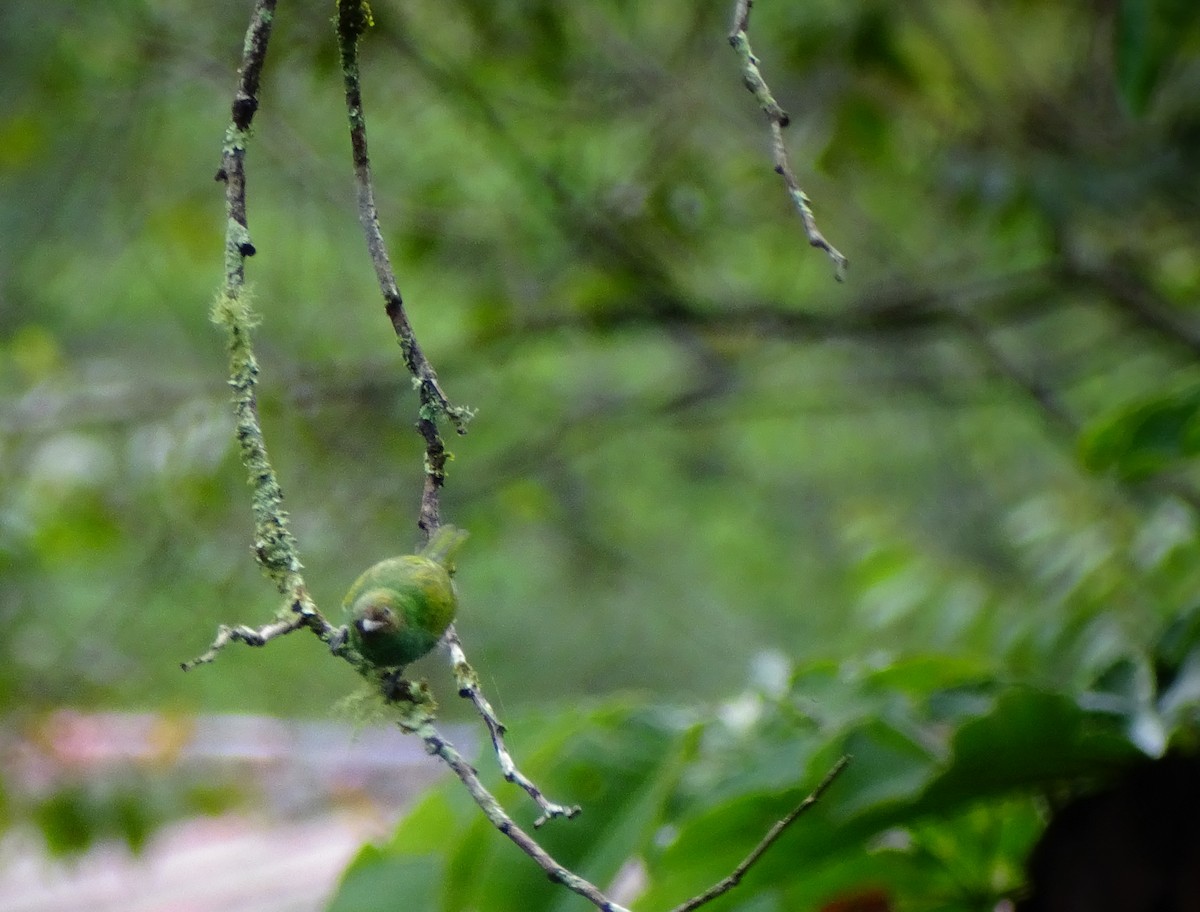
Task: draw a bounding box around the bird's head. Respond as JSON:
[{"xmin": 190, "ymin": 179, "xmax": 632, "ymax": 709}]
[{"xmin": 354, "ymin": 597, "xmax": 402, "ymax": 636}]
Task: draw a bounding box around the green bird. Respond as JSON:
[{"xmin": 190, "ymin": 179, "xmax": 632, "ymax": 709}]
[{"xmin": 341, "ymin": 525, "xmax": 468, "ymax": 669}]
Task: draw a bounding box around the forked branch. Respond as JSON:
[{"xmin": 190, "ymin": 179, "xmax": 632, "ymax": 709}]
[{"xmin": 191, "ymin": 6, "xmax": 848, "ymax": 912}]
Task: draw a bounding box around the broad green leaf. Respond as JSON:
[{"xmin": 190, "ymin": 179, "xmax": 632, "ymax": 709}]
[
  {"xmin": 644, "ymin": 683, "xmax": 1149, "ymax": 912},
  {"xmin": 865, "ymin": 654, "xmax": 996, "ymax": 699},
  {"xmin": 326, "ymin": 700, "xmax": 696, "ymax": 912},
  {"xmin": 386, "ymin": 790, "xmax": 474, "ymax": 856},
  {"xmin": 921, "ymin": 689, "xmax": 1140, "ymax": 809},
  {"xmin": 1115, "ymin": 0, "xmax": 1200, "ymax": 114},
  {"xmin": 327, "ymin": 847, "xmax": 443, "ymax": 912},
  {"xmin": 639, "ymin": 721, "xmax": 939, "ymax": 910},
  {"xmin": 443, "ymin": 702, "xmax": 695, "ymax": 912},
  {"xmin": 822, "ymin": 721, "xmax": 940, "ymax": 821},
  {"xmin": 1078, "ymin": 383, "xmax": 1200, "ymax": 481}
]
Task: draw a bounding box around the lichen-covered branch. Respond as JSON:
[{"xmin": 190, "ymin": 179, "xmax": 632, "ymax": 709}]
[
  {"xmin": 211, "ymin": 0, "xmax": 303, "ymax": 597},
  {"xmin": 182, "ymin": 603, "xmax": 331, "ymax": 672},
  {"xmin": 729, "ymin": 0, "xmax": 847, "ymax": 281},
  {"xmin": 446, "ymin": 628, "xmax": 581, "ymax": 827},
  {"xmin": 334, "ymin": 0, "xmax": 473, "ymax": 538},
  {"xmin": 186, "ymin": 0, "xmax": 337, "ymax": 669},
  {"xmin": 216, "ymin": 0, "xmax": 276, "ymax": 289},
  {"xmin": 211, "ymin": 292, "xmax": 305, "ymax": 594}
]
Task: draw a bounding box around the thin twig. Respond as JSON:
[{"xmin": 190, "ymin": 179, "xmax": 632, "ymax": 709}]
[
  {"xmin": 729, "ymin": 0, "xmax": 847, "ymax": 281},
  {"xmin": 182, "ymin": 599, "xmax": 337, "ymax": 671},
  {"xmin": 334, "ymin": 0, "xmax": 472, "ymax": 538},
  {"xmin": 385, "ymin": 681, "xmax": 632, "ymax": 912},
  {"xmin": 216, "ymin": 0, "xmax": 275, "ymax": 289},
  {"xmin": 667, "ymin": 755, "xmax": 852, "ymax": 912},
  {"xmin": 445, "ymin": 629, "xmax": 582, "ymax": 827}
]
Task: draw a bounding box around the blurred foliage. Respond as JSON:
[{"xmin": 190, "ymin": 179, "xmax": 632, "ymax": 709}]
[
  {"xmin": 328, "ymin": 672, "xmax": 1144, "ymax": 912},
  {"xmin": 29, "ymin": 770, "xmax": 241, "ymax": 857},
  {"xmin": 2, "ymin": 0, "xmax": 1200, "ymax": 904}
]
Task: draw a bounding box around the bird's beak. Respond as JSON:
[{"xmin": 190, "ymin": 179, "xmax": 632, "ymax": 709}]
[{"xmin": 358, "ymin": 617, "xmax": 384, "ymax": 633}]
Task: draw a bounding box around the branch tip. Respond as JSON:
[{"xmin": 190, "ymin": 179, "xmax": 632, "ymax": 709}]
[{"xmin": 730, "ymin": 1, "xmax": 845, "ymax": 280}]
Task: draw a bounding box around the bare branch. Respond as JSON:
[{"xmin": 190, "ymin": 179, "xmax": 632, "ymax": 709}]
[
  {"xmin": 386, "ymin": 681, "xmax": 631, "ymax": 912},
  {"xmin": 668, "ymin": 755, "xmax": 851, "ymax": 912},
  {"xmin": 334, "ymin": 0, "xmax": 473, "ymax": 538},
  {"xmin": 181, "ymin": 596, "xmax": 338, "ymax": 671},
  {"xmin": 729, "ymin": 1, "xmax": 847, "ymax": 280},
  {"xmin": 445, "ymin": 628, "xmax": 582, "ymax": 827},
  {"xmin": 216, "ymin": 0, "xmax": 276, "ymax": 288}
]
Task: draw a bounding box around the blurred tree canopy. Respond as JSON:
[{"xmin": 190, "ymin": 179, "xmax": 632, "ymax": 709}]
[{"xmin": 3, "ymin": 0, "xmax": 1200, "ymax": 908}]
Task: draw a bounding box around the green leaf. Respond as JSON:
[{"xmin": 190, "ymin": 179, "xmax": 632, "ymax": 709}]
[
  {"xmin": 1078, "ymin": 383, "xmax": 1200, "ymax": 481},
  {"xmin": 327, "ymin": 846, "xmax": 443, "ymax": 912},
  {"xmin": 823, "ymin": 721, "xmax": 940, "ymax": 821},
  {"xmin": 1115, "ymin": 0, "xmax": 1200, "ymax": 114},
  {"xmin": 638, "ymin": 722, "xmax": 939, "ymax": 911},
  {"xmin": 326, "ymin": 700, "xmax": 696, "ymax": 912},
  {"xmin": 922, "ymin": 689, "xmax": 1141, "ymax": 809},
  {"xmin": 386, "ymin": 790, "xmax": 473, "ymax": 856},
  {"xmin": 32, "ymin": 786, "xmax": 97, "ymax": 857}
]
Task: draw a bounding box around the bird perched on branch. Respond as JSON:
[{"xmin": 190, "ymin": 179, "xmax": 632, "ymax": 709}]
[{"xmin": 338, "ymin": 525, "xmax": 468, "ymax": 669}]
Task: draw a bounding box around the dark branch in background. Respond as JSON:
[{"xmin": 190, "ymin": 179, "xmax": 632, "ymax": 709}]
[
  {"xmin": 510, "ymin": 267, "xmax": 1055, "ymax": 343},
  {"xmin": 378, "ymin": 10, "xmax": 750, "ymax": 365},
  {"xmin": 951, "ymin": 305, "xmax": 1080, "ymax": 436},
  {"xmin": 379, "ymin": 14, "xmax": 678, "ymax": 294},
  {"xmin": 729, "ymin": 0, "xmax": 847, "ymax": 281},
  {"xmin": 334, "ymin": 0, "xmax": 472, "ymax": 540},
  {"xmin": 952, "ymin": 305, "xmax": 1200, "ymax": 513},
  {"xmin": 1063, "ymin": 256, "xmax": 1200, "ymax": 361}
]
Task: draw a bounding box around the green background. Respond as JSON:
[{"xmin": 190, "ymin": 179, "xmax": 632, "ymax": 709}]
[{"xmin": 2, "ymin": 1, "xmax": 1200, "ymax": 908}]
